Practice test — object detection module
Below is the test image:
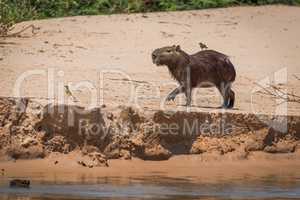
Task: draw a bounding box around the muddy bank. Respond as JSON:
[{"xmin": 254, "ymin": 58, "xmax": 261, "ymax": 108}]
[{"xmin": 0, "ymin": 97, "xmax": 299, "ymax": 165}]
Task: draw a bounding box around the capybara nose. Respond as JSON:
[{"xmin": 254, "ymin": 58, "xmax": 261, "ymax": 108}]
[{"xmin": 152, "ymin": 53, "xmax": 157, "ymax": 60}]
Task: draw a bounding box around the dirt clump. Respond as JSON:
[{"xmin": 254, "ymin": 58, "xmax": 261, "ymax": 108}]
[
  {"xmin": 6, "ymin": 142, "xmax": 46, "ymax": 160},
  {"xmin": 77, "ymin": 152, "xmax": 108, "ymax": 168},
  {"xmin": 264, "ymin": 139, "xmax": 297, "ymax": 153},
  {"xmin": 44, "ymin": 135, "xmax": 70, "ymax": 153},
  {"xmin": 103, "ymin": 135, "xmax": 132, "ymax": 159}
]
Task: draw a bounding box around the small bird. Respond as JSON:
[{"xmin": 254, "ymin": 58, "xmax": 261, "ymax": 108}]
[
  {"xmin": 199, "ymin": 42, "xmax": 208, "ymax": 50},
  {"xmin": 64, "ymin": 85, "xmax": 78, "ymax": 102}
]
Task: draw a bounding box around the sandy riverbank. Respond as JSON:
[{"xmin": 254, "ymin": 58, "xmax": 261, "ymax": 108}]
[
  {"xmin": 1, "ymin": 151, "xmax": 300, "ymax": 184},
  {"xmin": 0, "ymin": 5, "xmax": 300, "ymax": 115},
  {"xmin": 1, "ymin": 5, "xmax": 300, "ymax": 190}
]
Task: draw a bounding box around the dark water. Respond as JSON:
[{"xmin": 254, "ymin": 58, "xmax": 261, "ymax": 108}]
[{"xmin": 0, "ymin": 175, "xmax": 300, "ymax": 200}]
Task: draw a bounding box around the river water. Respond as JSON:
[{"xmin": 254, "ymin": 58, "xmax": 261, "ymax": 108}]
[{"xmin": 0, "ymin": 174, "xmax": 300, "ymax": 200}]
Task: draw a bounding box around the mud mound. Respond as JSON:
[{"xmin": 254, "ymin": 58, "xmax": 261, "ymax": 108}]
[
  {"xmin": 0, "ymin": 97, "xmax": 299, "ymax": 162},
  {"xmin": 0, "ymin": 97, "xmax": 45, "ymax": 159},
  {"xmin": 132, "ymin": 110, "xmax": 300, "ymax": 160},
  {"xmin": 37, "ymin": 104, "xmax": 106, "ymax": 151}
]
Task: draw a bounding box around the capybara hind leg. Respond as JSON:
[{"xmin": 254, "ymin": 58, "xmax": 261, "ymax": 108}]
[
  {"xmin": 227, "ymin": 90, "xmax": 235, "ymax": 108},
  {"xmin": 218, "ymin": 83, "xmax": 233, "ymax": 109},
  {"xmin": 223, "ymin": 89, "xmax": 235, "ymax": 109},
  {"xmin": 184, "ymin": 87, "xmax": 192, "ymax": 106}
]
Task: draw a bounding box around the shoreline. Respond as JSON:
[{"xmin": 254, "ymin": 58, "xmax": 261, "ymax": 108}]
[
  {"xmin": 1, "ymin": 151, "xmax": 300, "ymax": 184},
  {"xmin": 1, "ymin": 6, "xmax": 300, "ymax": 196}
]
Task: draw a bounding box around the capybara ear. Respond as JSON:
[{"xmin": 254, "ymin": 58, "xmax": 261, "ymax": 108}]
[{"xmin": 175, "ymin": 45, "xmax": 181, "ymax": 51}]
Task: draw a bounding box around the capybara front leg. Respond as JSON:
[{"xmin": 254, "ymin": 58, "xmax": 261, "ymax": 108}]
[
  {"xmin": 184, "ymin": 87, "xmax": 192, "ymax": 106},
  {"xmin": 166, "ymin": 85, "xmax": 184, "ymax": 101}
]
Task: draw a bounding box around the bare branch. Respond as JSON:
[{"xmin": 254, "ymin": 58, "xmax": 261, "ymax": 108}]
[
  {"xmin": 244, "ymin": 76, "xmax": 300, "ymax": 103},
  {"xmin": 293, "ymin": 74, "xmax": 300, "ymax": 81},
  {"xmin": 0, "ymin": 24, "xmax": 40, "ymax": 38}
]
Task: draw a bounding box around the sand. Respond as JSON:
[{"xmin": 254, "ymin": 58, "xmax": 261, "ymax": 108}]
[
  {"xmin": 1, "ymin": 5, "xmax": 300, "ymax": 181},
  {"xmin": 1, "ymin": 151, "xmax": 300, "ymax": 184},
  {"xmin": 0, "ymin": 5, "xmax": 300, "ymax": 115}
]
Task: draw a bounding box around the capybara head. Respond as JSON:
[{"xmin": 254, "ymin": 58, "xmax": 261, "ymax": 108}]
[{"xmin": 152, "ymin": 45, "xmax": 182, "ymax": 66}]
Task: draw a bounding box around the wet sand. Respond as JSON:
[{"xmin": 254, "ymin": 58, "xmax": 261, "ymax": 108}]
[
  {"xmin": 1, "ymin": 151, "xmax": 300, "ymax": 183},
  {"xmin": 1, "ymin": 152, "xmax": 300, "ymax": 199}
]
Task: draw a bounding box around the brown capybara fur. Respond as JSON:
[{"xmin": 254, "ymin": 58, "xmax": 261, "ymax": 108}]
[{"xmin": 152, "ymin": 45, "xmax": 236, "ymax": 108}]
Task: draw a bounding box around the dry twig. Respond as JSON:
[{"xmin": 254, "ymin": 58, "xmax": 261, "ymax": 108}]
[
  {"xmin": 293, "ymin": 74, "xmax": 300, "ymax": 81},
  {"xmin": 0, "ymin": 24, "xmax": 39, "ymax": 38},
  {"xmin": 253, "ymin": 82, "xmax": 300, "ymax": 103},
  {"xmin": 243, "ymin": 76, "xmax": 300, "ymax": 103}
]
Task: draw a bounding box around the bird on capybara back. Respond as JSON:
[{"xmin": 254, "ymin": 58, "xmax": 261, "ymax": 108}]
[{"xmin": 151, "ymin": 45, "xmax": 236, "ymax": 108}]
